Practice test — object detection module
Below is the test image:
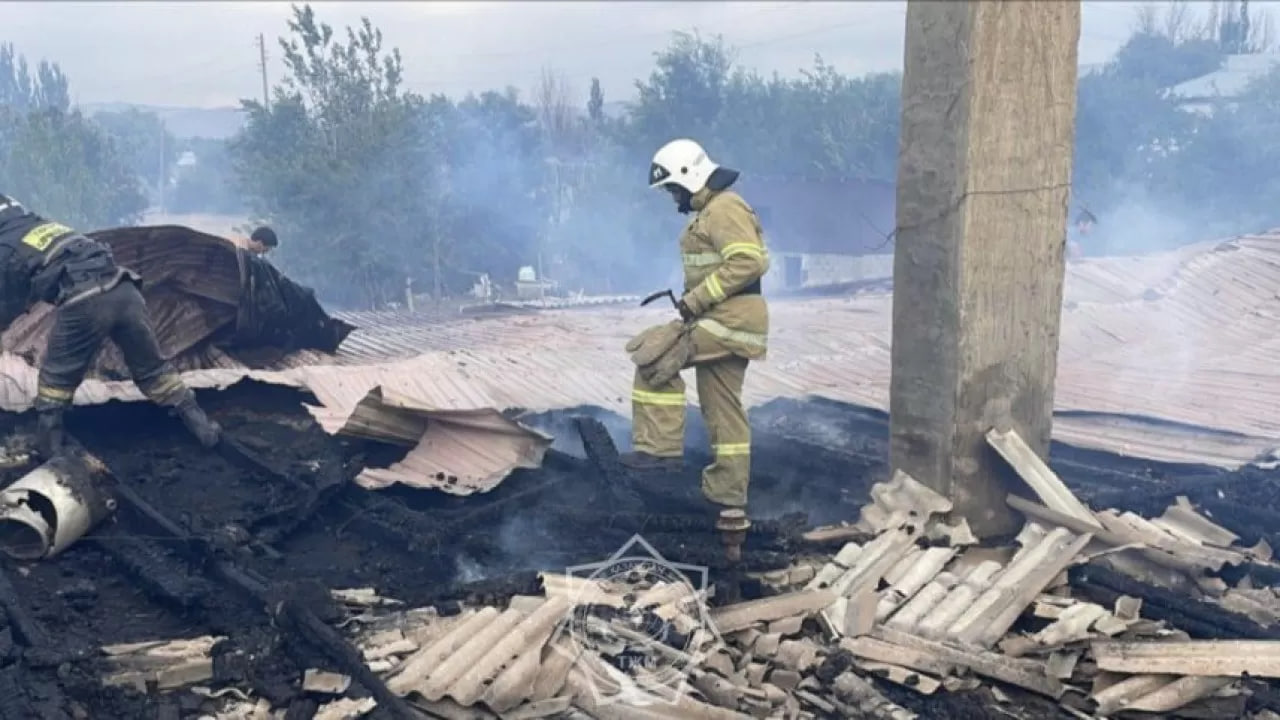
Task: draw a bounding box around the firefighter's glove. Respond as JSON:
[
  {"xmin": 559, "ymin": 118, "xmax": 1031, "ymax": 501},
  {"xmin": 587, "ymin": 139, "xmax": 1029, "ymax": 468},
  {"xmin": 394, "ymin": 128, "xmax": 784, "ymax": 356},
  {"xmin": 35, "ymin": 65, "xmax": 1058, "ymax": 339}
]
[{"xmin": 677, "ymin": 297, "xmax": 697, "ymax": 323}]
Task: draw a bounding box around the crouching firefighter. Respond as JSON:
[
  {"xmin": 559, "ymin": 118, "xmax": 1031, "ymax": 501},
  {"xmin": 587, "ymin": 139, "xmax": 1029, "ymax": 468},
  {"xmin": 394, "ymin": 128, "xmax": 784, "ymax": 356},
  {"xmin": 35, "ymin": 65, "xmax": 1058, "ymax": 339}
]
[
  {"xmin": 622, "ymin": 138, "xmax": 770, "ymax": 518},
  {"xmin": 0, "ymin": 195, "xmax": 222, "ymax": 457}
]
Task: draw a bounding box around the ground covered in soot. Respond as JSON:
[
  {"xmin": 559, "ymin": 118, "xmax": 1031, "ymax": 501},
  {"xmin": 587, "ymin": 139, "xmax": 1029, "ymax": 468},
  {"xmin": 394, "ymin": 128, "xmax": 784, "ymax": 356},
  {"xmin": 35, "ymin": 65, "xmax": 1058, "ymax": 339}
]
[{"xmin": 0, "ymin": 383, "xmax": 1274, "ymax": 719}]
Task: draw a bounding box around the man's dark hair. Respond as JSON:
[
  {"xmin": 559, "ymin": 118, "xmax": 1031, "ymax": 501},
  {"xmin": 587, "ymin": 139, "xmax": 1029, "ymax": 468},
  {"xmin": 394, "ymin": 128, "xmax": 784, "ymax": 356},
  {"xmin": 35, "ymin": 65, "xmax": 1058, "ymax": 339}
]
[{"xmin": 250, "ymin": 226, "xmax": 278, "ymax": 248}]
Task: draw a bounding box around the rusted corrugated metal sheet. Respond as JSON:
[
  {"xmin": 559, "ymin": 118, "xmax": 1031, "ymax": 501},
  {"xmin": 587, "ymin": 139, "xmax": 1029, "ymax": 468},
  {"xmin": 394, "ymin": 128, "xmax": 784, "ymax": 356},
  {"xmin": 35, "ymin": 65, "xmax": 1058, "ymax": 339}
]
[
  {"xmin": 307, "ymin": 233, "xmax": 1280, "ymax": 467},
  {"xmin": 0, "ymin": 225, "xmax": 353, "ymax": 375},
  {"xmin": 3, "ymin": 232, "xmax": 1280, "ymax": 477}
]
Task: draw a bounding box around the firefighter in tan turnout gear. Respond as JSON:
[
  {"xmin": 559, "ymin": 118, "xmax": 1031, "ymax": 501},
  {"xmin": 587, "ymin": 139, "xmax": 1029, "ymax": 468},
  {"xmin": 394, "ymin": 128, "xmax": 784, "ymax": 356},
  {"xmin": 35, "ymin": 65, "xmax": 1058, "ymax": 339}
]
[{"xmin": 620, "ymin": 139, "xmax": 770, "ymax": 516}]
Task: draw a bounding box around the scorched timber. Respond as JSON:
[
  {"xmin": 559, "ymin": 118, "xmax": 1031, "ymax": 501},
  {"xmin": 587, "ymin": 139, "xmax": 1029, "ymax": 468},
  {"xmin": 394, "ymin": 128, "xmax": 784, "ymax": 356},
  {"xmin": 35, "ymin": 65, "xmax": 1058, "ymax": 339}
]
[
  {"xmin": 70, "ymin": 437, "xmax": 421, "ymax": 720},
  {"xmin": 1069, "ymin": 563, "xmax": 1280, "ymax": 641},
  {"xmin": 0, "ymin": 561, "xmax": 46, "ymax": 647}
]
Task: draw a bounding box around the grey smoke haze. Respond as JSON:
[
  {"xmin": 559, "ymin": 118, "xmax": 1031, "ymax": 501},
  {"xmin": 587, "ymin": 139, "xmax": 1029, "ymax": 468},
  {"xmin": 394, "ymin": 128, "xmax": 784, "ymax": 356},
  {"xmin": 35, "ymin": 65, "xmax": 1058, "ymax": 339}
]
[{"xmin": 4, "ymin": 1, "xmax": 1176, "ymax": 109}]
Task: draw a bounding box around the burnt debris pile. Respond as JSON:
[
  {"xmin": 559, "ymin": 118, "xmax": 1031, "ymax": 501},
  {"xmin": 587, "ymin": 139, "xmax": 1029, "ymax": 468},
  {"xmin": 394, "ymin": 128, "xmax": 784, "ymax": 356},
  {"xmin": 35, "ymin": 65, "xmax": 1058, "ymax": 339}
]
[{"xmin": 0, "ymin": 386, "xmax": 1277, "ymax": 718}]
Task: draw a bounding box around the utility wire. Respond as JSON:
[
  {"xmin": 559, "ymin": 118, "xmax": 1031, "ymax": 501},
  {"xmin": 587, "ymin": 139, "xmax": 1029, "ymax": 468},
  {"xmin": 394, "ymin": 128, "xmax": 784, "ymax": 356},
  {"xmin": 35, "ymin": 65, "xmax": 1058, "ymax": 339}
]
[{"xmin": 77, "ymin": 4, "xmax": 1132, "ymax": 110}]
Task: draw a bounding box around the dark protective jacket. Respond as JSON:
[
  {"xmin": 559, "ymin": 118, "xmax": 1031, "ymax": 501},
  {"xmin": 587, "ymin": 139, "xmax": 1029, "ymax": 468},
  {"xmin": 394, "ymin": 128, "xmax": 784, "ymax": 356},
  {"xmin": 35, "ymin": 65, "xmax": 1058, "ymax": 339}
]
[{"xmin": 0, "ymin": 195, "xmax": 133, "ymax": 330}]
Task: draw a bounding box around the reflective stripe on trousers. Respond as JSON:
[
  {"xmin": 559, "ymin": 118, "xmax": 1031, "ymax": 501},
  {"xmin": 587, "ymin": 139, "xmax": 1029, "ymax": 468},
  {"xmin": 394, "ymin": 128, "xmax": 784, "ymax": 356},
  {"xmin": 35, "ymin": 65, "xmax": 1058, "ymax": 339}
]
[
  {"xmin": 697, "ymin": 356, "xmax": 750, "ymax": 508},
  {"xmin": 713, "ymin": 442, "xmax": 750, "ymax": 457},
  {"xmin": 35, "ymin": 384, "xmax": 74, "ymax": 406},
  {"xmin": 631, "ymin": 388, "xmax": 686, "ymax": 407},
  {"xmin": 631, "ymin": 370, "xmax": 687, "ymax": 458},
  {"xmin": 629, "ymin": 330, "xmax": 752, "ymax": 507},
  {"xmin": 696, "ymin": 317, "xmax": 766, "ymax": 352}
]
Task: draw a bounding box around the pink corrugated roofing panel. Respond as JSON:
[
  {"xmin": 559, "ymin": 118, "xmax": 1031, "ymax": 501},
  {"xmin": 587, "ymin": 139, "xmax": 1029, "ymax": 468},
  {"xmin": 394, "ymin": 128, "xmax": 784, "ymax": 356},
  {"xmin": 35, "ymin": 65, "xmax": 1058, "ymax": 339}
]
[
  {"xmin": 315, "ymin": 386, "xmax": 552, "ymax": 495},
  {"xmin": 3, "ymin": 233, "xmax": 1280, "ymax": 471}
]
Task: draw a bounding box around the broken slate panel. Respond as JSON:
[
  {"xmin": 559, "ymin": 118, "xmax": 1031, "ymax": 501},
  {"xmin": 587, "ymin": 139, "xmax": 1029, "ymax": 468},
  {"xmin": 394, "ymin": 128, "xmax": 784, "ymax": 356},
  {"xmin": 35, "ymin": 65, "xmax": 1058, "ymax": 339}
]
[
  {"xmin": 1092, "ymin": 639, "xmax": 1280, "ymax": 678},
  {"xmin": 987, "ymin": 428, "xmax": 1102, "ymax": 532},
  {"xmin": 853, "ymin": 470, "xmax": 952, "ymax": 534},
  {"xmin": 389, "ymin": 601, "xmax": 571, "ymax": 710},
  {"xmin": 1151, "ymin": 496, "xmax": 1240, "ymax": 549}
]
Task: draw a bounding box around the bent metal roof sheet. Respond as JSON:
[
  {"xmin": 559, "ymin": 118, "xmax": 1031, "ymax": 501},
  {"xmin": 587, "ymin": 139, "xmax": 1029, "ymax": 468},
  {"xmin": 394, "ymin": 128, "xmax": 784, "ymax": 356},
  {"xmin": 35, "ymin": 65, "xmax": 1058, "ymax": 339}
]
[{"xmin": 3, "ymin": 231, "xmax": 1280, "ymax": 486}]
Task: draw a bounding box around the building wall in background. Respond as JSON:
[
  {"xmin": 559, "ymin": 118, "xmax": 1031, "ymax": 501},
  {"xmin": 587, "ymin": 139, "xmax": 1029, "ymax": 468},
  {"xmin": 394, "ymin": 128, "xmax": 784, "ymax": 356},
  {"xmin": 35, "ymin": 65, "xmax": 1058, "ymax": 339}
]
[
  {"xmin": 739, "ymin": 175, "xmax": 897, "ymax": 258},
  {"xmin": 762, "ymin": 252, "xmax": 894, "ymax": 293}
]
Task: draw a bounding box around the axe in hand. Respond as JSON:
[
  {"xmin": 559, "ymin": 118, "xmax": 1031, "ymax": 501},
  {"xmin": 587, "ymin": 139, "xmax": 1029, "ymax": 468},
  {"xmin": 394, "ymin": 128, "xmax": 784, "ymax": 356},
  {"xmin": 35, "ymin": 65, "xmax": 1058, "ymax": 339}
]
[
  {"xmin": 639, "ymin": 289, "xmax": 678, "ymax": 310},
  {"xmin": 640, "ymin": 288, "xmax": 693, "ymax": 322}
]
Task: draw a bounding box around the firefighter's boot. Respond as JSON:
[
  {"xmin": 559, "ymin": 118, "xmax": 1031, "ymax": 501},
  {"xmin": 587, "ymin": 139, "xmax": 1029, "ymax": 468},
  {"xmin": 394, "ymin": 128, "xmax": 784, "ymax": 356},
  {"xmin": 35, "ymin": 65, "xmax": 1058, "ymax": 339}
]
[
  {"xmin": 618, "ymin": 451, "xmax": 684, "ymax": 472},
  {"xmin": 175, "ymin": 396, "xmax": 221, "ymax": 449},
  {"xmin": 716, "ymin": 507, "xmax": 751, "ymax": 563},
  {"xmin": 36, "ymin": 407, "xmax": 65, "ymax": 459}
]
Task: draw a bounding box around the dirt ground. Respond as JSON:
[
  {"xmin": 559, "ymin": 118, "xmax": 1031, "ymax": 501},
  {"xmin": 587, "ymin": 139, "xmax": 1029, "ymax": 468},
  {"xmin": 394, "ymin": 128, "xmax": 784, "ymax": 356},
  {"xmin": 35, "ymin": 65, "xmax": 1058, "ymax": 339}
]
[{"xmin": 0, "ymin": 383, "xmax": 1274, "ymax": 719}]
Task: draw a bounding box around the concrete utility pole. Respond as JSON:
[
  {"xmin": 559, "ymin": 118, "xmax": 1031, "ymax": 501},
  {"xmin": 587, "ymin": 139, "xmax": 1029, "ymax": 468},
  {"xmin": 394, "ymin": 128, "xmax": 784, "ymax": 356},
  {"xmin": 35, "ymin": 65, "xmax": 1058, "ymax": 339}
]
[
  {"xmin": 257, "ymin": 34, "xmax": 270, "ymax": 108},
  {"xmin": 157, "ymin": 126, "xmax": 166, "ymax": 213},
  {"xmin": 889, "ymin": 1, "xmax": 1081, "ymax": 538}
]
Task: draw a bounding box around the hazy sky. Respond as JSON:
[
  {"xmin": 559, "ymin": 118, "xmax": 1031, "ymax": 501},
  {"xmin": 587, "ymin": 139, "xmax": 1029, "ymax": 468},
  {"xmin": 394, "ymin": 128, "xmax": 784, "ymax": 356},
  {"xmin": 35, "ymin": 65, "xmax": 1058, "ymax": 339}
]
[{"xmin": 0, "ymin": 1, "xmax": 1252, "ymax": 109}]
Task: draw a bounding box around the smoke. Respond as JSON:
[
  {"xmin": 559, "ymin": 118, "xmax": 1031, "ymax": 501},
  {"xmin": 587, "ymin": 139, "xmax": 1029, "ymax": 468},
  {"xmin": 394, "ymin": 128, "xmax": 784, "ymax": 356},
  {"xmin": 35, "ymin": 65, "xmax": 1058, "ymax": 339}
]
[
  {"xmin": 1062, "ymin": 172, "xmax": 1273, "ymax": 448},
  {"xmin": 452, "ymin": 512, "xmax": 568, "ymax": 583},
  {"xmin": 1077, "ymin": 182, "xmax": 1259, "ymax": 258},
  {"xmin": 518, "ymin": 406, "xmax": 635, "ymax": 457},
  {"xmin": 406, "ymin": 87, "xmax": 679, "ymax": 304},
  {"xmin": 523, "ymin": 402, "xmax": 875, "ymax": 529},
  {"xmin": 453, "ymin": 554, "xmax": 488, "ymax": 584},
  {"xmin": 492, "ymin": 510, "xmax": 572, "ymax": 574}
]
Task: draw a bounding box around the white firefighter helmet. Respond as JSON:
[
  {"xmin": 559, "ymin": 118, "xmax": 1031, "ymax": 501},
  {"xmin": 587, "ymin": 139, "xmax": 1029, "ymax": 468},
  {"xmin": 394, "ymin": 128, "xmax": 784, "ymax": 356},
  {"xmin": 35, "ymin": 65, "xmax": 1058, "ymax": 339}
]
[{"xmin": 649, "ymin": 138, "xmax": 719, "ymax": 194}]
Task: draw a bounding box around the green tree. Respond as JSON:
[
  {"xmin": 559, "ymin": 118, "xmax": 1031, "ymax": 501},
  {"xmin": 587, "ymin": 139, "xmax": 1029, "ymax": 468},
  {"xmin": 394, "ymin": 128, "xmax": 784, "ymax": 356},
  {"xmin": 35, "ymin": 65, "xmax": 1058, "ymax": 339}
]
[
  {"xmin": 230, "ymin": 3, "xmax": 437, "ymax": 309},
  {"xmin": 623, "ymin": 34, "xmax": 900, "ymax": 185},
  {"xmin": 0, "ymin": 45, "xmax": 145, "ymax": 228},
  {"xmin": 1072, "ymin": 32, "xmax": 1209, "ymax": 213},
  {"xmin": 0, "ymin": 43, "xmax": 68, "ymax": 112},
  {"xmin": 587, "ymin": 77, "xmax": 605, "ymax": 125},
  {"xmin": 789, "ymin": 59, "xmax": 900, "ymax": 180},
  {"xmin": 627, "ymin": 31, "xmax": 735, "ymax": 155}
]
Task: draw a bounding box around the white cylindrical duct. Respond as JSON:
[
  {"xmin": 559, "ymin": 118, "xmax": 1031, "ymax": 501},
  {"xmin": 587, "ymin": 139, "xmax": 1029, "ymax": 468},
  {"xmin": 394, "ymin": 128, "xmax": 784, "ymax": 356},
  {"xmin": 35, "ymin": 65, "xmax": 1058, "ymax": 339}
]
[{"xmin": 0, "ymin": 455, "xmax": 116, "ymax": 560}]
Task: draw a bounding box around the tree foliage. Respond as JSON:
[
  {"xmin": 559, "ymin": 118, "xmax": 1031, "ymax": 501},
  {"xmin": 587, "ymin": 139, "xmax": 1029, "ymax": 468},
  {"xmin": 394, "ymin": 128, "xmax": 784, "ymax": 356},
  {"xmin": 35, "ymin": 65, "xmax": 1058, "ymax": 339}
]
[
  {"xmin": 0, "ymin": 43, "xmax": 68, "ymax": 113},
  {"xmin": 230, "ymin": 4, "xmax": 435, "ymax": 308},
  {"xmin": 210, "ymin": 2, "xmax": 1280, "ymax": 306},
  {"xmin": 587, "ymin": 77, "xmax": 605, "ymax": 125},
  {"xmin": 0, "ymin": 43, "xmax": 145, "ymax": 228},
  {"xmin": 1072, "ymin": 1, "xmax": 1280, "ymax": 249}
]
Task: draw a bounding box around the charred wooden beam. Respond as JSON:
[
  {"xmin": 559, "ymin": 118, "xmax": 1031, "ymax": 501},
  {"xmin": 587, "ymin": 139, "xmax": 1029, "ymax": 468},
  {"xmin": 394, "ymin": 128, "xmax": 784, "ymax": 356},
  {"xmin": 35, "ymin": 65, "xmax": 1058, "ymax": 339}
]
[
  {"xmin": 0, "ymin": 562, "xmax": 45, "ymax": 647},
  {"xmin": 1069, "ymin": 563, "xmax": 1280, "ymax": 641},
  {"xmin": 575, "ymin": 416, "xmax": 645, "ymax": 514},
  {"xmin": 68, "ymin": 436, "xmax": 421, "ymax": 720},
  {"xmin": 84, "ymin": 534, "xmax": 209, "ymax": 609}
]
